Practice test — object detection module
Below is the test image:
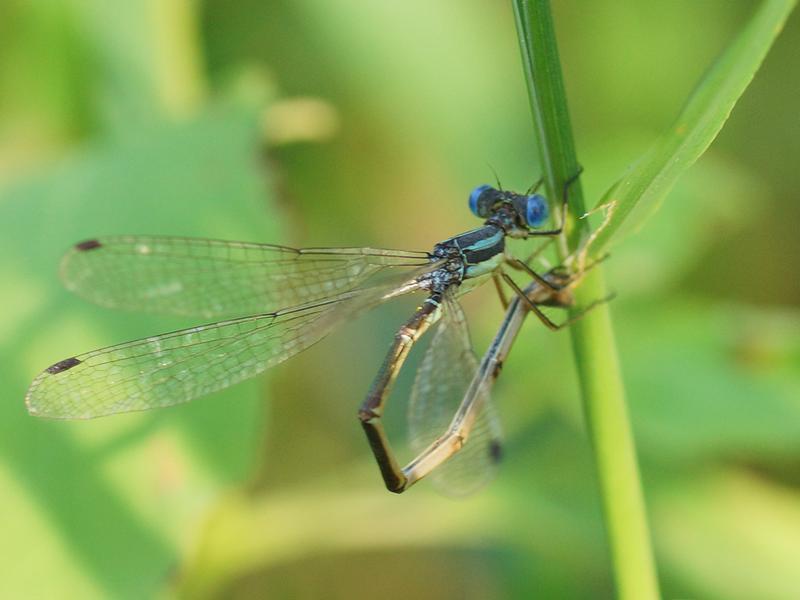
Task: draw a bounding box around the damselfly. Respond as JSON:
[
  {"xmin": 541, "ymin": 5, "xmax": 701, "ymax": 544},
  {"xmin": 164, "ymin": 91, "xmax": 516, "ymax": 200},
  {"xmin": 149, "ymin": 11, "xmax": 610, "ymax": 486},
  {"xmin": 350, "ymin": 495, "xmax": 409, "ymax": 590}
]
[{"xmin": 26, "ymin": 175, "xmax": 595, "ymax": 494}]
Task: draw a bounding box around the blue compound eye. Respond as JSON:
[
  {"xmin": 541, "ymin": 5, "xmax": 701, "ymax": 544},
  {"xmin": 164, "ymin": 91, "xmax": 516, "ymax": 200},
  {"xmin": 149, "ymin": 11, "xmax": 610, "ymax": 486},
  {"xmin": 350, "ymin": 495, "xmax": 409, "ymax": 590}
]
[
  {"xmin": 525, "ymin": 194, "xmax": 548, "ymax": 227},
  {"xmin": 469, "ymin": 184, "xmax": 493, "ymax": 217}
]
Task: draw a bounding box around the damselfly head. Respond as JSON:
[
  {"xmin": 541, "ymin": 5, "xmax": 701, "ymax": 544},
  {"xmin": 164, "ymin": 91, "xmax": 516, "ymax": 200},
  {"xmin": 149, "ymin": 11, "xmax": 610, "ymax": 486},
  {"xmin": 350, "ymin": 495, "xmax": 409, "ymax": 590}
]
[{"xmin": 468, "ymin": 184, "xmax": 549, "ymax": 232}]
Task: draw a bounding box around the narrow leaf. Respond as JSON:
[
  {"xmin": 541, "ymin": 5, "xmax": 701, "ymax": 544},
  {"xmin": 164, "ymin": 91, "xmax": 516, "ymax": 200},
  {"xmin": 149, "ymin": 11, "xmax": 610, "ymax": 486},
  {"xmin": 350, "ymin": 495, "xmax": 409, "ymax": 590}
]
[{"xmin": 590, "ymin": 0, "xmax": 795, "ymax": 253}]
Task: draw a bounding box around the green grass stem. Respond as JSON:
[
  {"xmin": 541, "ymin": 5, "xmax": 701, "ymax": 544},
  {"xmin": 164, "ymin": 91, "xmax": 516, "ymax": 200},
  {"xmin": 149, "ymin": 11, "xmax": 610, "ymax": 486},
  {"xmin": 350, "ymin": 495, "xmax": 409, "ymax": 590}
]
[{"xmin": 512, "ymin": 2, "xmax": 660, "ymax": 598}]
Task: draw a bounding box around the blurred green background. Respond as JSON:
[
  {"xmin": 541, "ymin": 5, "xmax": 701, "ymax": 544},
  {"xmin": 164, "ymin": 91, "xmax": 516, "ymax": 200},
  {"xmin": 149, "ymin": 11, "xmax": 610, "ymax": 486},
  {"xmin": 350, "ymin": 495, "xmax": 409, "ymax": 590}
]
[{"xmin": 1, "ymin": 1, "xmax": 799, "ymax": 598}]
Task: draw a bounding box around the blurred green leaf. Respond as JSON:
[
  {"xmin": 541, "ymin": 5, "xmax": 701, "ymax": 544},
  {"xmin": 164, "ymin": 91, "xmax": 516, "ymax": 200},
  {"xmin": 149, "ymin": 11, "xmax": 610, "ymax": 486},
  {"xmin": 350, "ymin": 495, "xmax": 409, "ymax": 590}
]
[
  {"xmin": 619, "ymin": 302, "xmax": 800, "ymax": 460},
  {"xmin": 589, "ymin": 0, "xmax": 795, "ymax": 253},
  {"xmin": 605, "ymin": 156, "xmax": 761, "ymax": 297},
  {"xmin": 176, "ymin": 471, "xmax": 608, "ymax": 599},
  {"xmin": 0, "ymin": 0, "xmax": 95, "ymax": 163},
  {"xmin": 655, "ymin": 469, "xmax": 800, "ymax": 599},
  {"xmin": 0, "ymin": 103, "xmax": 278, "ymax": 599},
  {"xmin": 2, "ymin": 1, "xmax": 799, "ymax": 599}
]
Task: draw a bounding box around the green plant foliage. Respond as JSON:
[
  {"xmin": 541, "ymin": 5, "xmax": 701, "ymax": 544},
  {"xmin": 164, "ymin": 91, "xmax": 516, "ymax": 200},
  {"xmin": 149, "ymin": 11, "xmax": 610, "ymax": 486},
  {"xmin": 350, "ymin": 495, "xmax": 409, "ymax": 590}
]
[
  {"xmin": 512, "ymin": 1, "xmax": 795, "ymax": 598},
  {"xmin": 1, "ymin": 1, "xmax": 798, "ymax": 599},
  {"xmin": 0, "ymin": 103, "xmax": 277, "ymax": 598},
  {"xmin": 589, "ymin": 0, "xmax": 796, "ymax": 254}
]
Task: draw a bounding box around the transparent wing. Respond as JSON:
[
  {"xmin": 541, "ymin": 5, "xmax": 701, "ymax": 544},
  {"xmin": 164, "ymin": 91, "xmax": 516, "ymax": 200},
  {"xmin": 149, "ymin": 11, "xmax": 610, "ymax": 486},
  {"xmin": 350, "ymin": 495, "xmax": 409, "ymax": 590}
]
[
  {"xmin": 60, "ymin": 235, "xmax": 431, "ymax": 318},
  {"xmin": 27, "ymin": 263, "xmax": 436, "ymax": 419},
  {"xmin": 408, "ymin": 290, "xmax": 502, "ymax": 497}
]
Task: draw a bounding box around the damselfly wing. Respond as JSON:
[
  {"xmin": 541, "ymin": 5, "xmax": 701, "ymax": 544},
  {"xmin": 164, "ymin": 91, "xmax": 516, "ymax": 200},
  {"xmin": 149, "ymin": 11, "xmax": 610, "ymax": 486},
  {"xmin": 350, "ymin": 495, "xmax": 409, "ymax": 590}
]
[
  {"xmin": 27, "ymin": 237, "xmax": 440, "ymax": 419},
  {"xmin": 59, "ymin": 236, "xmax": 432, "ymax": 318},
  {"xmin": 407, "ymin": 290, "xmax": 503, "ymax": 496}
]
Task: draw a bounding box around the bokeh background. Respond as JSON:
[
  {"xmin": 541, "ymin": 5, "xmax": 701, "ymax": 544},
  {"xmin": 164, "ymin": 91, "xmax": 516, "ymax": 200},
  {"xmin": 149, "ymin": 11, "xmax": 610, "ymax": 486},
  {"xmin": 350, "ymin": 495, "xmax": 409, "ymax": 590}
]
[{"xmin": 2, "ymin": 1, "xmax": 799, "ymax": 598}]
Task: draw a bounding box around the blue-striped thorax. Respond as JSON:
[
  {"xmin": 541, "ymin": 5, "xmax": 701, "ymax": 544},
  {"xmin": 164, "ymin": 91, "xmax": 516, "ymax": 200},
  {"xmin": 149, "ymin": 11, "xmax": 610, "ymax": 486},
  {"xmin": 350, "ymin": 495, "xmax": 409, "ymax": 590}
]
[{"xmin": 420, "ymin": 185, "xmax": 550, "ymax": 294}]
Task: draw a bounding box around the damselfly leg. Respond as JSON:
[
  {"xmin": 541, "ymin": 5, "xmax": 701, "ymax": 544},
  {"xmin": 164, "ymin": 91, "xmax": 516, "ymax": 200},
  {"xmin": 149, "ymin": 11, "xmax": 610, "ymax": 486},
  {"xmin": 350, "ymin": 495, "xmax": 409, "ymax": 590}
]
[
  {"xmin": 399, "ymin": 260, "xmax": 612, "ymax": 493},
  {"xmin": 524, "ymin": 166, "xmax": 583, "ymax": 238},
  {"xmin": 359, "ymin": 170, "xmax": 595, "ymax": 493},
  {"xmin": 492, "ymin": 272, "xmax": 511, "ymax": 309},
  {"xmin": 360, "ymin": 289, "xmax": 503, "ymax": 495}
]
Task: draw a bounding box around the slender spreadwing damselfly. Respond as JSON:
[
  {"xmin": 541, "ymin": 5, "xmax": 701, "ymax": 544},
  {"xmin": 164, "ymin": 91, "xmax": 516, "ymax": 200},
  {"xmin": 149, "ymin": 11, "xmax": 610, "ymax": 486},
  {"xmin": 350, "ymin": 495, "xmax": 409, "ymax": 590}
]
[{"xmin": 26, "ymin": 175, "xmax": 602, "ymax": 494}]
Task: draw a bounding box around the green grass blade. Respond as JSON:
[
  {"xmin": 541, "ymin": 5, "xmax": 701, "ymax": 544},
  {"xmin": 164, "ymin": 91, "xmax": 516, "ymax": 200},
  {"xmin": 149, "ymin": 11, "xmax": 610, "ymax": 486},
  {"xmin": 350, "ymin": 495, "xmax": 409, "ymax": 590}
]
[
  {"xmin": 590, "ymin": 0, "xmax": 796, "ymax": 253},
  {"xmin": 511, "ymin": 0, "xmax": 585, "ymax": 253},
  {"xmin": 513, "ymin": 1, "xmax": 660, "ymax": 598}
]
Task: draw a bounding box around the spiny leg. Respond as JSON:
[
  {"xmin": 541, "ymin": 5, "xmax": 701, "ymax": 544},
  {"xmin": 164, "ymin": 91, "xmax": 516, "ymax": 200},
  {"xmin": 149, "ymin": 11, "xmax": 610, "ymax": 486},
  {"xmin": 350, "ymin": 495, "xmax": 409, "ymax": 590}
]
[
  {"xmin": 511, "ymin": 169, "xmax": 584, "ymax": 275},
  {"xmin": 402, "ymin": 257, "xmax": 612, "ymax": 491},
  {"xmin": 401, "ymin": 282, "xmax": 542, "ymax": 489},
  {"xmin": 501, "ymin": 272, "xmax": 566, "ymax": 331},
  {"xmin": 358, "ymin": 294, "xmax": 441, "ymax": 493},
  {"xmin": 501, "ymin": 271, "xmax": 612, "ymax": 331},
  {"xmin": 521, "ymin": 236, "xmax": 555, "ymax": 269},
  {"xmin": 517, "ymin": 218, "xmax": 607, "ymax": 281},
  {"xmin": 510, "ymin": 246, "xmax": 609, "ymax": 297},
  {"xmin": 492, "ymin": 272, "xmax": 510, "ymax": 310},
  {"xmin": 505, "ymin": 257, "xmax": 563, "ymax": 294},
  {"xmin": 553, "ymin": 250, "xmax": 612, "ymax": 290},
  {"xmin": 527, "ymin": 166, "xmax": 584, "ymax": 238},
  {"xmin": 400, "ymin": 262, "xmax": 609, "ymax": 490}
]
